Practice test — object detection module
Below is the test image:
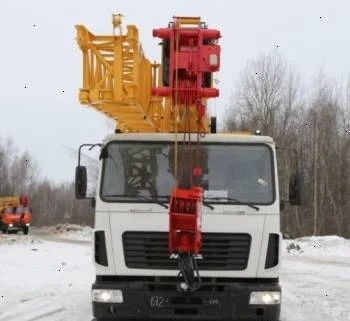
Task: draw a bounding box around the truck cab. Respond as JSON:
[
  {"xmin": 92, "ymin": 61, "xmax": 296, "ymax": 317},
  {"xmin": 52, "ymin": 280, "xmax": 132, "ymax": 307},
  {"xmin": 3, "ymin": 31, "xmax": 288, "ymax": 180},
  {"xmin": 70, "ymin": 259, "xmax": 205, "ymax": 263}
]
[
  {"xmin": 0, "ymin": 197, "xmax": 32, "ymax": 235},
  {"xmin": 76, "ymin": 132, "xmax": 301, "ymax": 321}
]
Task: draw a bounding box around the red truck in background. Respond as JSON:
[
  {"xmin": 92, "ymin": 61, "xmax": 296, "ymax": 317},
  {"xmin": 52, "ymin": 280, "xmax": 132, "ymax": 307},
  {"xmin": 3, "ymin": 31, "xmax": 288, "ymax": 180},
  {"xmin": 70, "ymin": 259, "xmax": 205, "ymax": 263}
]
[{"xmin": 0, "ymin": 196, "xmax": 32, "ymax": 234}]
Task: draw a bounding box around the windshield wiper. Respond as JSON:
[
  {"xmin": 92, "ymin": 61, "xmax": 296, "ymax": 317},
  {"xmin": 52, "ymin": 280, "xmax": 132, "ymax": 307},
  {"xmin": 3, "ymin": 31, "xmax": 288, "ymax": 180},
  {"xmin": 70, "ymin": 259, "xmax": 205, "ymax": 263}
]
[
  {"xmin": 202, "ymin": 202, "xmax": 214, "ymax": 210},
  {"xmin": 104, "ymin": 194, "xmax": 169, "ymax": 209},
  {"xmin": 204, "ymin": 197, "xmax": 259, "ymax": 211},
  {"xmin": 135, "ymin": 195, "xmax": 169, "ymax": 209},
  {"xmin": 104, "ymin": 193, "xmax": 215, "ymax": 211}
]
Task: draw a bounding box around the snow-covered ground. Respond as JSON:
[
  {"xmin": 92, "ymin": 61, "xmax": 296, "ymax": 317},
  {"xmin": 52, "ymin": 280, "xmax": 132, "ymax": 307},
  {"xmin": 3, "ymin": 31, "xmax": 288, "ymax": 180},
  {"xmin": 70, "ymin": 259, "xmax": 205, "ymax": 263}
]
[
  {"xmin": 0, "ymin": 226, "xmax": 349, "ymax": 321},
  {"xmin": 0, "ymin": 226, "xmax": 93, "ymax": 321},
  {"xmin": 41, "ymin": 224, "xmax": 93, "ymax": 242},
  {"xmin": 282, "ymin": 237, "xmax": 350, "ymax": 321}
]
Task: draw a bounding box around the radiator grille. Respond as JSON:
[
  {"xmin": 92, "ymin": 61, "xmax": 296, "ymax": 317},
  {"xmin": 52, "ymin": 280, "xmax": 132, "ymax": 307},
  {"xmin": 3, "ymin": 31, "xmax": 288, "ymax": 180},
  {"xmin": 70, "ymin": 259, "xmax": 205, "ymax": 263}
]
[{"xmin": 123, "ymin": 232, "xmax": 251, "ymax": 270}]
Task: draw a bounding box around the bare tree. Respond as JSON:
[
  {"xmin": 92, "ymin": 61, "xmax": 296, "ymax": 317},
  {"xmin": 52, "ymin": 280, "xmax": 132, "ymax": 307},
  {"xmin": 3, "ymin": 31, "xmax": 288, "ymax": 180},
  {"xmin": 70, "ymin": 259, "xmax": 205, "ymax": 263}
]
[
  {"xmin": 225, "ymin": 54, "xmax": 350, "ymax": 238},
  {"xmin": 226, "ymin": 52, "xmax": 287, "ymax": 136},
  {"xmin": 0, "ymin": 137, "xmax": 94, "ymax": 227}
]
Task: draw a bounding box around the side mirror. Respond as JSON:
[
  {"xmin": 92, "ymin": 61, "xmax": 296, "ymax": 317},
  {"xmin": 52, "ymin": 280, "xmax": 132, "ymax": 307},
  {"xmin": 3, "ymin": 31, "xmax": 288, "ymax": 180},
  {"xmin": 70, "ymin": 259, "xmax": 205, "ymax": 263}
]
[
  {"xmin": 289, "ymin": 171, "xmax": 301, "ymax": 206},
  {"xmin": 75, "ymin": 166, "xmax": 87, "ymax": 199}
]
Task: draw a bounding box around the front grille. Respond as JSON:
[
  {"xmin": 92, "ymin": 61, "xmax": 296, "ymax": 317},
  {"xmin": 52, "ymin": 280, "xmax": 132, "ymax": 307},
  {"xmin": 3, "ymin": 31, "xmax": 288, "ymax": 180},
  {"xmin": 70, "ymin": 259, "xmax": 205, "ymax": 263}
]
[{"xmin": 123, "ymin": 232, "xmax": 251, "ymax": 270}]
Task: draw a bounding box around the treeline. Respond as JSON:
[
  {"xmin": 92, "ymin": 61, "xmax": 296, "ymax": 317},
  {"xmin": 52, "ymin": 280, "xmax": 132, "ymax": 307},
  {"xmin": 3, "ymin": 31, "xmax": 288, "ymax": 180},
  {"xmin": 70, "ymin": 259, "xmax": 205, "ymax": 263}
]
[
  {"xmin": 225, "ymin": 52, "xmax": 350, "ymax": 238},
  {"xmin": 0, "ymin": 137, "xmax": 93, "ymax": 226},
  {"xmin": 2, "ymin": 53, "xmax": 349, "ymax": 238}
]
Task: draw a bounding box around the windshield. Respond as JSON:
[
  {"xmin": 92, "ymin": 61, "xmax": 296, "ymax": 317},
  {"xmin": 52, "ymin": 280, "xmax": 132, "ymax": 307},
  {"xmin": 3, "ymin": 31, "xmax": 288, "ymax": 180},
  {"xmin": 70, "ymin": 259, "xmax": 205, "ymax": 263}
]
[
  {"xmin": 4, "ymin": 207, "xmax": 16, "ymax": 214},
  {"xmin": 2, "ymin": 206, "xmax": 30, "ymax": 214},
  {"xmin": 101, "ymin": 142, "xmax": 275, "ymax": 205}
]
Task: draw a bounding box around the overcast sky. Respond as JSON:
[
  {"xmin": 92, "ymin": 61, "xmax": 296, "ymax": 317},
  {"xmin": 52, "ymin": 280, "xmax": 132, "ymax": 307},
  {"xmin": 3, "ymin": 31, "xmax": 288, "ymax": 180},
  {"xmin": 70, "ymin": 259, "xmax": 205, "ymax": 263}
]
[{"xmin": 1, "ymin": 0, "xmax": 349, "ymax": 183}]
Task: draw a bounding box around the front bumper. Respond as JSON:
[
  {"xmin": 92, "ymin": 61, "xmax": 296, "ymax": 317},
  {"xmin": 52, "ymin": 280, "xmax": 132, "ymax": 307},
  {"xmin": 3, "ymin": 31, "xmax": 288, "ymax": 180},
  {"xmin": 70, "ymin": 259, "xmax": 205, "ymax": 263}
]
[
  {"xmin": 3, "ymin": 223, "xmax": 29, "ymax": 230},
  {"xmin": 92, "ymin": 276, "xmax": 281, "ymax": 321}
]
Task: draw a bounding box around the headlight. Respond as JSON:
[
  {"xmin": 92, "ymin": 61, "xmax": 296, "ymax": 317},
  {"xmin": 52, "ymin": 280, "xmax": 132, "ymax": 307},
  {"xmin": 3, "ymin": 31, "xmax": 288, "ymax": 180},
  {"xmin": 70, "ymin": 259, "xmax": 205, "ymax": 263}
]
[
  {"xmin": 26, "ymin": 223, "xmax": 30, "ymax": 226},
  {"xmin": 92, "ymin": 289, "xmax": 123, "ymax": 303},
  {"xmin": 249, "ymin": 291, "xmax": 281, "ymax": 305},
  {"xmin": 9, "ymin": 223, "xmax": 13, "ymax": 227}
]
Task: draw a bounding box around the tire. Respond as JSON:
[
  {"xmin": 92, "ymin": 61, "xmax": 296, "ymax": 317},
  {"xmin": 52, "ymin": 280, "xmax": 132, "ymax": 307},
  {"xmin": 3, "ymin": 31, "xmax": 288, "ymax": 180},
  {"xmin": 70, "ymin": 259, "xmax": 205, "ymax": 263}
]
[{"xmin": 23, "ymin": 226, "xmax": 29, "ymax": 235}]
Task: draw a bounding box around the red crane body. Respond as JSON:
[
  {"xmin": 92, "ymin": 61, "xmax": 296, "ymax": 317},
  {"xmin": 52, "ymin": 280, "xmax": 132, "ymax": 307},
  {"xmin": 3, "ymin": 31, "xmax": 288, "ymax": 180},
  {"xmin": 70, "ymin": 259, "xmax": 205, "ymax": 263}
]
[
  {"xmin": 153, "ymin": 17, "xmax": 221, "ymax": 258},
  {"xmin": 152, "ymin": 18, "xmax": 220, "ymax": 107}
]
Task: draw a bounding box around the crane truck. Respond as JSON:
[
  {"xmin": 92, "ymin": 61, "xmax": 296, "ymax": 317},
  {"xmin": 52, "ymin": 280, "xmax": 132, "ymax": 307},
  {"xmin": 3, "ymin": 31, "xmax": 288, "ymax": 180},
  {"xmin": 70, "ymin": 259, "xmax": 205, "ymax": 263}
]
[
  {"xmin": 0, "ymin": 196, "xmax": 32, "ymax": 234},
  {"xmin": 74, "ymin": 15, "xmax": 301, "ymax": 321}
]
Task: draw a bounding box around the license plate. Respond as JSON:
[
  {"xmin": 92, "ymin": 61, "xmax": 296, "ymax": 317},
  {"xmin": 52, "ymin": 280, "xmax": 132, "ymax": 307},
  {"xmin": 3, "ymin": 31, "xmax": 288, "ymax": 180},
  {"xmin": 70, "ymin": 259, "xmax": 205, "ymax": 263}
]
[
  {"xmin": 149, "ymin": 295, "xmax": 169, "ymax": 308},
  {"xmin": 204, "ymin": 297, "xmax": 222, "ymax": 306},
  {"xmin": 149, "ymin": 295, "xmax": 221, "ymax": 308}
]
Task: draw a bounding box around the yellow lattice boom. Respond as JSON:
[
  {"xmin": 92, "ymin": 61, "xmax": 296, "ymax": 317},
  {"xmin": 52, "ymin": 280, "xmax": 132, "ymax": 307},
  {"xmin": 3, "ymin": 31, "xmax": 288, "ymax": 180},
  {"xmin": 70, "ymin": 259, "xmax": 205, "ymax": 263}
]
[
  {"xmin": 76, "ymin": 20, "xmax": 165, "ymax": 132},
  {"xmin": 75, "ymin": 16, "xmax": 212, "ymax": 133},
  {"xmin": 0, "ymin": 197, "xmax": 21, "ymax": 211}
]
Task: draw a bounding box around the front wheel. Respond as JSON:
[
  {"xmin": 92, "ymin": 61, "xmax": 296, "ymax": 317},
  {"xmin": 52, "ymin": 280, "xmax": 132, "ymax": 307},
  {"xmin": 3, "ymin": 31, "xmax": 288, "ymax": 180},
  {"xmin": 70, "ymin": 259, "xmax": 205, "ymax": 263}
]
[{"xmin": 23, "ymin": 226, "xmax": 29, "ymax": 235}]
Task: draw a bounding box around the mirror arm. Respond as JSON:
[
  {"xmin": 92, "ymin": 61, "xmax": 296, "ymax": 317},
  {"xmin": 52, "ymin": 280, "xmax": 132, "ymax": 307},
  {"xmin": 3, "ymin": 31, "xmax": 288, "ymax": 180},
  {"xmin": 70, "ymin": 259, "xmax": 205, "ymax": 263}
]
[{"xmin": 78, "ymin": 143, "xmax": 102, "ymax": 166}]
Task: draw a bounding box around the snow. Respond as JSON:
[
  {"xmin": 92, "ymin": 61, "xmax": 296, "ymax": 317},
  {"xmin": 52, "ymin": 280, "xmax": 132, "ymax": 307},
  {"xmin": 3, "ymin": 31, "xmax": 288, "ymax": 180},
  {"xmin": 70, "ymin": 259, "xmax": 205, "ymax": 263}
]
[
  {"xmin": 281, "ymin": 236, "xmax": 350, "ymax": 321},
  {"xmin": 43, "ymin": 224, "xmax": 93, "ymax": 242},
  {"xmin": 0, "ymin": 228, "xmax": 349, "ymax": 321},
  {"xmin": 0, "ymin": 229, "xmax": 93, "ymax": 321},
  {"xmin": 284, "ymin": 235, "xmax": 350, "ymax": 259}
]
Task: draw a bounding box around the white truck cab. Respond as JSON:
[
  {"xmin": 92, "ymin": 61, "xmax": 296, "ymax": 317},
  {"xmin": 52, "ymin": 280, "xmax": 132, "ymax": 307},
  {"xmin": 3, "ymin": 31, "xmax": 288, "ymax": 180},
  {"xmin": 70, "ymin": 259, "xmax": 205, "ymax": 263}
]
[{"xmin": 75, "ymin": 133, "xmax": 300, "ymax": 321}]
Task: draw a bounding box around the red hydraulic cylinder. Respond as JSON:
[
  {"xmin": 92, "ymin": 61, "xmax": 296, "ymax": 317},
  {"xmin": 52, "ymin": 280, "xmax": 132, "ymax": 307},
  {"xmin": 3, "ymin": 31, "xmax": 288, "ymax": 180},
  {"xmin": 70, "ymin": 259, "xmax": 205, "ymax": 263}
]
[{"xmin": 153, "ymin": 17, "xmax": 221, "ymax": 259}]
